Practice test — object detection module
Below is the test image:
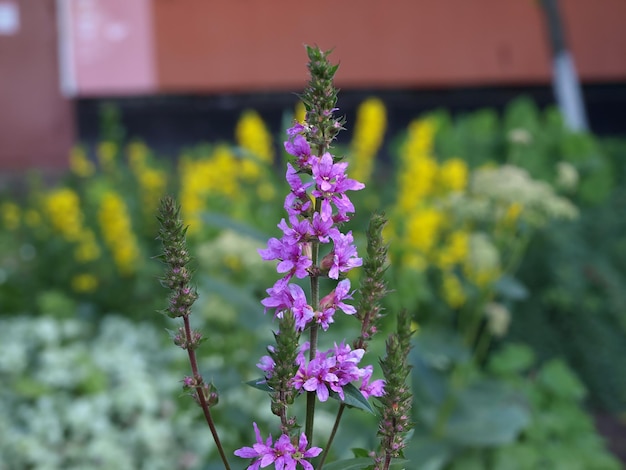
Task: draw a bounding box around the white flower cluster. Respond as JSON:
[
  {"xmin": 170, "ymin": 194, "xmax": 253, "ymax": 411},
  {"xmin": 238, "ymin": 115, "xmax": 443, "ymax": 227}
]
[
  {"xmin": 442, "ymin": 164, "xmax": 578, "ymax": 227},
  {"xmin": 471, "ymin": 165, "xmax": 579, "ymax": 224},
  {"xmin": 0, "ymin": 316, "xmax": 211, "ymax": 470}
]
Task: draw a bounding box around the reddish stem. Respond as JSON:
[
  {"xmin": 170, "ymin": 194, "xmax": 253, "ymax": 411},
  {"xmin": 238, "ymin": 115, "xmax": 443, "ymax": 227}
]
[{"xmin": 183, "ymin": 316, "xmax": 231, "ymax": 470}]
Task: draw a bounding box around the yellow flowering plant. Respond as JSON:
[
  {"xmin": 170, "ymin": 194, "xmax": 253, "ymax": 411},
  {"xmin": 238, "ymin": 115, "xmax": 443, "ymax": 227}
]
[{"xmin": 384, "ymin": 113, "xmax": 578, "ymax": 359}]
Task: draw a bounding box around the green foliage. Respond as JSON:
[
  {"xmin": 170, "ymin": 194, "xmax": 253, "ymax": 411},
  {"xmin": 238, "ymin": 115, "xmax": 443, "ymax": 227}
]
[
  {"xmin": 1, "ymin": 96, "xmax": 625, "ymax": 468},
  {"xmin": 406, "ymin": 329, "xmax": 530, "ymax": 468},
  {"xmin": 487, "ymin": 345, "xmax": 622, "ymax": 470}
]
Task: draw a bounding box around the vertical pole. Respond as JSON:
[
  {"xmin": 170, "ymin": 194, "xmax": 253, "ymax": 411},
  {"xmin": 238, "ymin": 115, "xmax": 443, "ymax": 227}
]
[{"xmin": 540, "ymin": 0, "xmax": 589, "ymax": 131}]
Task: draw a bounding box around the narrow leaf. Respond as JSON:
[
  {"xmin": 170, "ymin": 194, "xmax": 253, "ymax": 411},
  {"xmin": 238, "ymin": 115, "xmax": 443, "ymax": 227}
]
[
  {"xmin": 328, "ymin": 382, "xmax": 375, "ymax": 414},
  {"xmin": 245, "ymin": 379, "xmax": 272, "ymax": 392}
]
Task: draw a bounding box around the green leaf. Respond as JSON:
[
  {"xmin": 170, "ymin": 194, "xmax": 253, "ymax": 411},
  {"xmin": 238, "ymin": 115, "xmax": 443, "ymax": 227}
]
[
  {"xmin": 329, "ymin": 382, "xmax": 375, "ymax": 414},
  {"xmin": 488, "ymin": 343, "xmax": 535, "ymax": 375},
  {"xmin": 245, "ymin": 379, "xmax": 272, "ymax": 393},
  {"xmin": 442, "ymin": 379, "xmax": 531, "ymax": 446},
  {"xmin": 537, "ymin": 359, "xmax": 586, "ymax": 401},
  {"xmin": 492, "ymin": 443, "xmax": 539, "ymax": 470},
  {"xmin": 412, "ymin": 328, "xmax": 471, "ymax": 370},
  {"xmin": 351, "ymin": 448, "xmax": 371, "ymax": 458},
  {"xmin": 495, "ymin": 275, "xmax": 529, "ymax": 301},
  {"xmin": 405, "ymin": 434, "xmax": 455, "ymax": 470}
]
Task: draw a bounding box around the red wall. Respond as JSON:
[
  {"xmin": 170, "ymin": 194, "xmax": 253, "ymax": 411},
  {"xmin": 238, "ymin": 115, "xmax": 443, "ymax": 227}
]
[
  {"xmin": 2, "ymin": 1, "xmax": 625, "ymax": 172},
  {"xmin": 152, "ymin": 0, "xmax": 626, "ymax": 93},
  {"xmin": 0, "ymin": 1, "xmax": 74, "ymax": 172}
]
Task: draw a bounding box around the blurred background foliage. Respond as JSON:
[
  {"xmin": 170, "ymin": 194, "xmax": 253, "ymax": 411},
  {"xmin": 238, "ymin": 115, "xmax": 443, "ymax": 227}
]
[{"xmin": 0, "ymin": 96, "xmax": 624, "ymax": 469}]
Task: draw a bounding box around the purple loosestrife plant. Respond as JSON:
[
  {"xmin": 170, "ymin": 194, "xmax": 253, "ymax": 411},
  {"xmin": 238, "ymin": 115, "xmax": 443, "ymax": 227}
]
[
  {"xmin": 156, "ymin": 196, "xmax": 231, "ymax": 469},
  {"xmin": 157, "ymin": 46, "xmax": 414, "ymax": 470}
]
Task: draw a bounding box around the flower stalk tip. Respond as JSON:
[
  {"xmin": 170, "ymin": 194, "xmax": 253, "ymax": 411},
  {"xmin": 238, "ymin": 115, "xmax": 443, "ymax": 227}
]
[{"xmin": 375, "ymin": 309, "xmax": 414, "ymax": 469}]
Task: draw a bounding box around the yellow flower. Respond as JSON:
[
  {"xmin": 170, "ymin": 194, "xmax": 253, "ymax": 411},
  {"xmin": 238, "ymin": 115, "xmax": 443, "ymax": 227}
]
[
  {"xmin": 69, "ymin": 146, "xmax": 95, "ymax": 178},
  {"xmin": 1, "ymin": 202, "xmax": 20, "ymax": 231},
  {"xmin": 43, "ymin": 188, "xmax": 84, "ymax": 242},
  {"xmin": 97, "ymin": 141, "xmax": 118, "ymax": 173},
  {"xmin": 396, "ymin": 117, "xmax": 439, "ymax": 212},
  {"xmin": 212, "ymin": 145, "xmax": 242, "ymax": 196},
  {"xmin": 442, "ymin": 271, "xmax": 466, "ymax": 308},
  {"xmin": 397, "ymin": 157, "xmax": 438, "ymax": 212},
  {"xmin": 98, "ymin": 190, "xmax": 140, "ymax": 275},
  {"xmin": 405, "ymin": 207, "xmax": 444, "ymax": 258},
  {"xmin": 74, "ymin": 229, "xmax": 101, "ymax": 262},
  {"xmin": 403, "ymin": 252, "xmax": 428, "ymax": 271},
  {"xmin": 350, "ymin": 97, "xmax": 387, "ymax": 183},
  {"xmin": 71, "ymin": 273, "xmax": 99, "ymax": 293},
  {"xmin": 178, "ymin": 146, "xmax": 241, "ymax": 235},
  {"xmin": 436, "ymin": 230, "xmax": 469, "ymax": 269},
  {"xmin": 403, "ymin": 118, "xmax": 437, "ymax": 159},
  {"xmin": 438, "ymin": 158, "xmax": 468, "ymax": 193},
  {"xmin": 126, "ymin": 141, "xmax": 149, "ymax": 170},
  {"xmin": 502, "ymin": 202, "xmax": 523, "ymax": 226},
  {"xmin": 235, "ymin": 109, "xmax": 274, "ymax": 171}
]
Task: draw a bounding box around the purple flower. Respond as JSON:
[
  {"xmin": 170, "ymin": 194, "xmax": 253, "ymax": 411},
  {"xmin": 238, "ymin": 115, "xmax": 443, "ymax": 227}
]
[
  {"xmin": 285, "ymin": 164, "xmax": 313, "ymax": 217},
  {"xmin": 322, "ymin": 230, "xmax": 363, "ymax": 279},
  {"xmin": 261, "ymin": 280, "xmax": 313, "ymax": 330},
  {"xmin": 359, "ymin": 365, "xmax": 386, "ymax": 399},
  {"xmin": 292, "ymin": 352, "xmax": 338, "ymax": 402},
  {"xmin": 261, "ymin": 276, "xmax": 291, "ymax": 315},
  {"xmin": 278, "ymin": 216, "xmax": 311, "ymax": 246},
  {"xmin": 234, "ymin": 422, "xmax": 276, "ymax": 469},
  {"xmin": 292, "ymin": 432, "xmax": 322, "ymax": 470},
  {"xmin": 319, "ymin": 279, "xmax": 356, "ymax": 315},
  {"xmin": 234, "ymin": 423, "xmax": 321, "ymax": 470},
  {"xmin": 284, "ymin": 134, "xmax": 312, "ymax": 167},
  {"xmin": 257, "ymin": 355, "xmax": 275, "ymax": 377},
  {"xmin": 331, "ymin": 343, "xmax": 366, "ymax": 399},
  {"xmin": 314, "ymin": 307, "xmax": 335, "ymax": 331},
  {"xmin": 290, "ymin": 284, "xmax": 314, "ymax": 331},
  {"xmin": 311, "ymin": 152, "xmax": 347, "ymax": 193},
  {"xmin": 259, "ymin": 237, "xmax": 311, "ymax": 279},
  {"xmin": 310, "ymin": 153, "xmax": 364, "ymax": 221},
  {"xmin": 284, "ymin": 124, "xmax": 313, "ymax": 169},
  {"xmin": 258, "ymin": 237, "xmax": 285, "ymax": 262},
  {"xmin": 310, "ymin": 211, "xmax": 333, "ymax": 242},
  {"xmin": 293, "ymin": 342, "xmax": 367, "ymax": 401}
]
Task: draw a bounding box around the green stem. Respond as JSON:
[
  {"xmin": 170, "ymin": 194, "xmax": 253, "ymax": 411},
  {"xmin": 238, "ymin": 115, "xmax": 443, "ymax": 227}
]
[
  {"xmin": 305, "ymin": 196, "xmax": 323, "ymax": 440},
  {"xmin": 474, "ymin": 327, "xmax": 493, "ymax": 365},
  {"xmin": 318, "ymin": 403, "xmax": 346, "ymax": 469}
]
